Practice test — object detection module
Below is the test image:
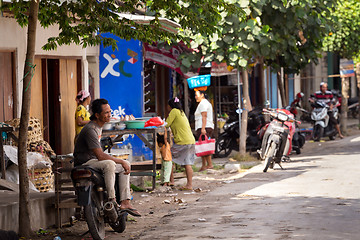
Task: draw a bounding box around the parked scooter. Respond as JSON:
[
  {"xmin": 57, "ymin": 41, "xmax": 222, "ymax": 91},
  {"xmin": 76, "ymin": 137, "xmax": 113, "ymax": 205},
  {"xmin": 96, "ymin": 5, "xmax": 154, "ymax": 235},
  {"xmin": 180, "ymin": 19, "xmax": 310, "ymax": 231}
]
[
  {"xmin": 214, "ymin": 107, "xmax": 266, "ymax": 158},
  {"xmin": 291, "ymin": 124, "xmax": 306, "ymax": 154},
  {"xmin": 285, "ymin": 103, "xmax": 306, "ymax": 155},
  {"xmin": 311, "ymin": 100, "xmax": 339, "ymax": 141},
  {"xmin": 71, "ymin": 137, "xmax": 127, "ymax": 240},
  {"xmin": 259, "ymin": 109, "xmax": 299, "ymax": 172}
]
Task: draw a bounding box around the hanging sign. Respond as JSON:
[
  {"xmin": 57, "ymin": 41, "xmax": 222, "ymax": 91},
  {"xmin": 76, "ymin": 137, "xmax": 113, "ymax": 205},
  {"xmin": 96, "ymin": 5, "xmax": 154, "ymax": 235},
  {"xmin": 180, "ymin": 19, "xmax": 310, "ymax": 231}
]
[
  {"xmin": 340, "ymin": 59, "xmax": 355, "ymax": 78},
  {"xmin": 187, "ymin": 74, "xmax": 211, "ymax": 89}
]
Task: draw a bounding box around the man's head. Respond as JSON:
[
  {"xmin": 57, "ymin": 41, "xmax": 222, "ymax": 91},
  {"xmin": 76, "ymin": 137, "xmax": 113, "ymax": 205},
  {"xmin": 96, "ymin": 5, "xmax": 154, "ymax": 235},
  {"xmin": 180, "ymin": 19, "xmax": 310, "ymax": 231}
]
[
  {"xmin": 320, "ymin": 82, "xmax": 328, "ymax": 93},
  {"xmin": 90, "ymin": 99, "xmax": 111, "ymax": 124}
]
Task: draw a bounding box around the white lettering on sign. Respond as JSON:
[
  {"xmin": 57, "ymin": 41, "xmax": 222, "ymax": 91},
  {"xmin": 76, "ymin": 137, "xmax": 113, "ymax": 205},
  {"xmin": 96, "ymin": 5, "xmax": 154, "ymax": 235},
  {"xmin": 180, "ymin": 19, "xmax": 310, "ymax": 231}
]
[
  {"xmin": 111, "ymin": 106, "xmax": 126, "ymax": 117},
  {"xmin": 101, "ymin": 53, "xmax": 120, "ymax": 78}
]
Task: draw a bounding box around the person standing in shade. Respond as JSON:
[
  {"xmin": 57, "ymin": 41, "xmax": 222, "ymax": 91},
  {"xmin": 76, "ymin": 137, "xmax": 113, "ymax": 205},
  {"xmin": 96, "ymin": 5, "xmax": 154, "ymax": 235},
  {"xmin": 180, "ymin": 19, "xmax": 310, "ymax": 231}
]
[
  {"xmin": 194, "ymin": 87, "xmax": 215, "ymax": 171},
  {"xmin": 75, "ymin": 90, "xmax": 91, "ymax": 141},
  {"xmin": 166, "ymin": 97, "xmax": 196, "ymax": 190}
]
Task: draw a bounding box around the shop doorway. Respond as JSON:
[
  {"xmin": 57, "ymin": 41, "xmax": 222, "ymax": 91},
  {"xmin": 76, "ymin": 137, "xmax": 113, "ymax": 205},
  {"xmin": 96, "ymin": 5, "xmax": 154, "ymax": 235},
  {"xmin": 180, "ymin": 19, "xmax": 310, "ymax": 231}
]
[
  {"xmin": 30, "ymin": 58, "xmax": 80, "ymax": 154},
  {"xmin": 0, "ymin": 51, "xmax": 15, "ymax": 122}
]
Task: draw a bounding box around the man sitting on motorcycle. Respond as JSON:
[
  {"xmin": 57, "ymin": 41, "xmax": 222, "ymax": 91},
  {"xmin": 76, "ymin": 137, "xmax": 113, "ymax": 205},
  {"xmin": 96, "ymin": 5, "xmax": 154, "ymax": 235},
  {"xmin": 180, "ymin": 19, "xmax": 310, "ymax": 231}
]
[
  {"xmin": 74, "ymin": 98, "xmax": 141, "ymax": 217},
  {"xmin": 309, "ymin": 82, "xmax": 344, "ymax": 139}
]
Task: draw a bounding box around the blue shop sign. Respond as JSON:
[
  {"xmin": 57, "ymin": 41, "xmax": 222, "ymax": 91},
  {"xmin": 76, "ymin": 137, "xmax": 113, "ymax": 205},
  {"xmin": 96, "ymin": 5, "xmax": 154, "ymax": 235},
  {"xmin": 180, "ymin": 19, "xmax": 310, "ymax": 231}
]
[{"xmin": 100, "ymin": 33, "xmax": 152, "ymax": 159}]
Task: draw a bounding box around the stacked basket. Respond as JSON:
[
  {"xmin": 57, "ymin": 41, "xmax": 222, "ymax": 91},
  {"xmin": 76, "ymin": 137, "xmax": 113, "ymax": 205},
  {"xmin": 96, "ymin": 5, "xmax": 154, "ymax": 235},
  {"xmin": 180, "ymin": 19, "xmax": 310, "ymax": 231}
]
[{"xmin": 6, "ymin": 117, "xmax": 55, "ymax": 192}]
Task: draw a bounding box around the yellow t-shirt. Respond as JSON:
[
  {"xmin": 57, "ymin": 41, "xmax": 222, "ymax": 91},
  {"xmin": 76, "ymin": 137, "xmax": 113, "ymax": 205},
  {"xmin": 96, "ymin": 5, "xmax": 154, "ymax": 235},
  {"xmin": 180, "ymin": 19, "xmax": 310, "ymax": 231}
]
[
  {"xmin": 166, "ymin": 108, "xmax": 195, "ymax": 145},
  {"xmin": 75, "ymin": 105, "xmax": 90, "ymax": 136}
]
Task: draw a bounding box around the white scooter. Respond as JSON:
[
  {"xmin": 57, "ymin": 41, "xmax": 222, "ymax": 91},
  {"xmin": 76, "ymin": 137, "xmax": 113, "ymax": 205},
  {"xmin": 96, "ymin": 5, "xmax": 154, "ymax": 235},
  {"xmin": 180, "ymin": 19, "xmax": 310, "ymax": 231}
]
[{"xmin": 311, "ymin": 100, "xmax": 338, "ymax": 141}]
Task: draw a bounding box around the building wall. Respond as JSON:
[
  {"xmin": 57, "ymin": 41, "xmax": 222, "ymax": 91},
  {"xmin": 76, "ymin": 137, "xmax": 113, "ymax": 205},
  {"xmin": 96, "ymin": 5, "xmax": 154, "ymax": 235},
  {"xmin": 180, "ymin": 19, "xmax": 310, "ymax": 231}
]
[{"xmin": 0, "ymin": 17, "xmax": 98, "ymax": 117}]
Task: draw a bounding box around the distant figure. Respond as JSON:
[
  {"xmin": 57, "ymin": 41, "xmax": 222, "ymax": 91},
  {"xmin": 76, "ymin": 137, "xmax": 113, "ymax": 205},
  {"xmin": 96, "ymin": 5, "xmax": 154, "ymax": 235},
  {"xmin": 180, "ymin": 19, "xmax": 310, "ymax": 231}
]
[
  {"xmin": 309, "ymin": 82, "xmax": 344, "ymax": 138},
  {"xmin": 157, "ymin": 128, "xmax": 174, "ymax": 186},
  {"xmin": 194, "ymin": 88, "xmax": 214, "ymax": 171},
  {"xmin": 75, "ymin": 90, "xmax": 91, "ymax": 141},
  {"xmin": 166, "ymin": 97, "xmax": 195, "ymax": 190}
]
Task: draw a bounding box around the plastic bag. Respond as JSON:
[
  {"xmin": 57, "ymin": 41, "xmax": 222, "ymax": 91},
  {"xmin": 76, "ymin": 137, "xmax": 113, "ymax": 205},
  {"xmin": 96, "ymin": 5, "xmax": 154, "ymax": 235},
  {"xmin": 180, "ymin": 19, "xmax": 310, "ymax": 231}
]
[
  {"xmin": 3, "ymin": 145, "xmax": 52, "ymax": 168},
  {"xmin": 144, "ymin": 117, "xmax": 165, "ymax": 128}
]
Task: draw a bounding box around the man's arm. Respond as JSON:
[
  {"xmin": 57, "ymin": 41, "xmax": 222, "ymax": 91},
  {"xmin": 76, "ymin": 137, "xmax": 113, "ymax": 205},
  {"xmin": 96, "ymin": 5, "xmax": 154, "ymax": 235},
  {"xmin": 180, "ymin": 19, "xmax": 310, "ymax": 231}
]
[{"xmin": 92, "ymin": 148, "xmax": 131, "ymax": 174}]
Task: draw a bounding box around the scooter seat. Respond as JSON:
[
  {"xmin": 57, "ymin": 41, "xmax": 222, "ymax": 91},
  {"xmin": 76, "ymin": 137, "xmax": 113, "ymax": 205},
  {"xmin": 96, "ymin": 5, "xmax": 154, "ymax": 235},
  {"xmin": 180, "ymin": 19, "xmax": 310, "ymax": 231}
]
[{"xmin": 73, "ymin": 165, "xmax": 103, "ymax": 175}]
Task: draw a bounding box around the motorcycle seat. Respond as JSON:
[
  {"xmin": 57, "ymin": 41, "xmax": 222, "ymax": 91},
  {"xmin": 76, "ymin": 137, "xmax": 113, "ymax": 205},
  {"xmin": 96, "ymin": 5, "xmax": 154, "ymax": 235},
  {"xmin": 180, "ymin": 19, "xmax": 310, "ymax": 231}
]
[{"xmin": 73, "ymin": 165, "xmax": 104, "ymax": 175}]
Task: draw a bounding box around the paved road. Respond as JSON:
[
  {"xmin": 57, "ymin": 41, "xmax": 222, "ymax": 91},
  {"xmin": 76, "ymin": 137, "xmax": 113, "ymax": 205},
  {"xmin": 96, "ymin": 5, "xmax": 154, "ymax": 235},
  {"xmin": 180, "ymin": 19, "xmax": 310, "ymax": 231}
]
[{"xmin": 136, "ymin": 133, "xmax": 360, "ymax": 240}]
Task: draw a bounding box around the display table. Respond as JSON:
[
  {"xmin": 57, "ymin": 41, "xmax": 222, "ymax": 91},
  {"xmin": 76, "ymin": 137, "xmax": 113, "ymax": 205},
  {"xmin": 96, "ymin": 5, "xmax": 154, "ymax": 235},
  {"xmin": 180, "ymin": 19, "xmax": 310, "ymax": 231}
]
[{"xmin": 102, "ymin": 127, "xmax": 166, "ymax": 189}]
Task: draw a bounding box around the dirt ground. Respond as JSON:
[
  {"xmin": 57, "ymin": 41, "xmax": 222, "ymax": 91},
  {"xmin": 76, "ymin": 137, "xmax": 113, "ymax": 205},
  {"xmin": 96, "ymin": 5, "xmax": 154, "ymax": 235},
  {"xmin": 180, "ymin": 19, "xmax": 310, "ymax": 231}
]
[
  {"xmin": 30, "ymin": 126, "xmax": 360, "ymax": 240},
  {"xmin": 30, "ymin": 160, "xmax": 255, "ymax": 240}
]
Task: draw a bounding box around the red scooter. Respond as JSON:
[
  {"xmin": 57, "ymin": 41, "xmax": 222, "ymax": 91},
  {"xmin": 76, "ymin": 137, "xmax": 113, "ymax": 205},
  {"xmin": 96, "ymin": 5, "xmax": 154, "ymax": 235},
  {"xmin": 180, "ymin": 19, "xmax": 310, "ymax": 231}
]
[{"xmin": 258, "ymin": 109, "xmax": 299, "ymax": 172}]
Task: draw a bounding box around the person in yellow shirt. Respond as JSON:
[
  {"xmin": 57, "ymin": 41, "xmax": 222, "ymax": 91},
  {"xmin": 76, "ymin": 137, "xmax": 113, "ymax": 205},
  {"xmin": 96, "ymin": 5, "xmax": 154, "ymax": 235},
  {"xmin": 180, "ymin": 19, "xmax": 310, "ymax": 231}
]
[
  {"xmin": 75, "ymin": 90, "xmax": 91, "ymax": 141},
  {"xmin": 166, "ymin": 97, "xmax": 195, "ymax": 190}
]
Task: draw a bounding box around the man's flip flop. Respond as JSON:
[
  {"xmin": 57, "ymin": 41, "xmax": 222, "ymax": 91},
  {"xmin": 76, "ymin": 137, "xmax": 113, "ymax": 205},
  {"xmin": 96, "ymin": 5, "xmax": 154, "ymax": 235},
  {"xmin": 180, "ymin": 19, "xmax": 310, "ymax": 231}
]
[{"xmin": 123, "ymin": 208, "xmax": 141, "ymax": 217}]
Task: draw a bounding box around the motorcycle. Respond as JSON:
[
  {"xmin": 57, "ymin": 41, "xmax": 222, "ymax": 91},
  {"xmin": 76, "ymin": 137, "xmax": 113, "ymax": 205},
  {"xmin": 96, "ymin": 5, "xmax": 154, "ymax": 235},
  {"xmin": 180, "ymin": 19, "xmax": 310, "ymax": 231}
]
[
  {"xmin": 285, "ymin": 105, "xmax": 306, "ymax": 155},
  {"xmin": 214, "ymin": 108, "xmax": 266, "ymax": 158},
  {"xmin": 71, "ymin": 137, "xmax": 127, "ymax": 240},
  {"xmin": 311, "ymin": 100, "xmax": 339, "ymax": 141},
  {"xmin": 291, "ymin": 124, "xmax": 306, "ymax": 154},
  {"xmin": 259, "ymin": 109, "xmax": 299, "ymax": 172}
]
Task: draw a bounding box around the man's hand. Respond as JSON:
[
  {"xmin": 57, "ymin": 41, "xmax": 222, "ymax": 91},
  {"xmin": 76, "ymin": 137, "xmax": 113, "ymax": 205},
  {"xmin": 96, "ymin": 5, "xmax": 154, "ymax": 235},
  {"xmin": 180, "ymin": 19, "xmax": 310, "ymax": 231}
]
[
  {"xmin": 120, "ymin": 160, "xmax": 131, "ymax": 175},
  {"xmin": 93, "ymin": 148, "xmax": 131, "ymax": 174}
]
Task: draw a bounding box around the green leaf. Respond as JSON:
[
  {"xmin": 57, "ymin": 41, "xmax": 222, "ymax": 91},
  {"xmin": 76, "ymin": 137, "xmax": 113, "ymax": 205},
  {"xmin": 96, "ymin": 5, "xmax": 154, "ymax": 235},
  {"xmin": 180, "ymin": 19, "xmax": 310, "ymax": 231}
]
[
  {"xmin": 247, "ymin": 19, "xmax": 256, "ymax": 28},
  {"xmin": 238, "ymin": 58, "xmax": 248, "ymax": 67},
  {"xmin": 239, "ymin": 0, "xmax": 250, "ymax": 8},
  {"xmin": 190, "ymin": 41, "xmax": 199, "ymax": 49},
  {"xmin": 224, "ymin": 35, "xmax": 233, "ymax": 44},
  {"xmin": 182, "ymin": 58, "xmax": 192, "ymax": 68},
  {"xmin": 229, "ymin": 52, "xmax": 239, "ymax": 61},
  {"xmin": 262, "ymin": 25, "xmax": 270, "ymax": 33},
  {"xmin": 216, "ymin": 54, "xmax": 225, "ymax": 62}
]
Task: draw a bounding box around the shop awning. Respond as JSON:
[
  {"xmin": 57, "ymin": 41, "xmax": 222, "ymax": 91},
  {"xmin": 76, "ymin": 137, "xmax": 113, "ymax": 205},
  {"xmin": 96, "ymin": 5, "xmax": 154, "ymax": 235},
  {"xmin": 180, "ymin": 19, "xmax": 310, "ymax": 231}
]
[
  {"xmin": 144, "ymin": 42, "xmax": 198, "ymax": 78},
  {"xmin": 210, "ymin": 62, "xmax": 238, "ymax": 76}
]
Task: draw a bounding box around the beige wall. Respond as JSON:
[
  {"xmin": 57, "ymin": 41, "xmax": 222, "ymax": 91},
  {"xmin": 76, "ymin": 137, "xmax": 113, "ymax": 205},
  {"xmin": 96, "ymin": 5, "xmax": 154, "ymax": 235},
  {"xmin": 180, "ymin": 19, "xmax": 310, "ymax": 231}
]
[{"xmin": 0, "ymin": 17, "xmax": 99, "ymax": 117}]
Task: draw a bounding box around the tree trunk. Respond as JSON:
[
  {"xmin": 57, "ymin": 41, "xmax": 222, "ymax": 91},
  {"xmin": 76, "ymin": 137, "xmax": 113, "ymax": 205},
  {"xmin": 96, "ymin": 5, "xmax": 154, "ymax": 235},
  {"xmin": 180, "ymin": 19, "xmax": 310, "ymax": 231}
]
[
  {"xmin": 18, "ymin": 0, "xmax": 39, "ymax": 237},
  {"xmin": 356, "ymin": 63, "xmax": 360, "ymax": 129},
  {"xmin": 258, "ymin": 58, "xmax": 265, "ymax": 107},
  {"xmin": 239, "ymin": 69, "xmax": 249, "ymax": 155},
  {"xmin": 276, "ymin": 70, "xmax": 286, "ymax": 108},
  {"xmin": 340, "ymin": 77, "xmax": 349, "ymax": 135},
  {"xmin": 284, "ymin": 73, "xmax": 289, "ymax": 105}
]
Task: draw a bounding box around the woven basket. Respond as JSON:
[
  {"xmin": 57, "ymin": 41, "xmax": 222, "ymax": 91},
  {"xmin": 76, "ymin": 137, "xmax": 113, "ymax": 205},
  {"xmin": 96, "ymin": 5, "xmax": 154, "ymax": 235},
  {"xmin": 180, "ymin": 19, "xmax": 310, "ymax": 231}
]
[
  {"xmin": 29, "ymin": 168, "xmax": 54, "ymax": 192},
  {"xmin": 5, "ymin": 117, "xmax": 43, "ymax": 145}
]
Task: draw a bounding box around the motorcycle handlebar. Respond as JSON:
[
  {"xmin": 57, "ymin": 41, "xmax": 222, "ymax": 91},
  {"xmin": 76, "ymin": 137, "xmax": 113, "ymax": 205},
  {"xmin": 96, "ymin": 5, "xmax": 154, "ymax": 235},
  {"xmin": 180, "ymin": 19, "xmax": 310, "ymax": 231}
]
[{"xmin": 262, "ymin": 108, "xmax": 301, "ymax": 125}]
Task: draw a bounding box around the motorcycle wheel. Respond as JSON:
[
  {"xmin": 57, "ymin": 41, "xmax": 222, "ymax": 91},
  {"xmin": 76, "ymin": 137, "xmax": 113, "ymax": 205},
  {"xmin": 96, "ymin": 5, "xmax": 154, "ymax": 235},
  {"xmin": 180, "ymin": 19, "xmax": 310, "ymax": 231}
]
[
  {"xmin": 214, "ymin": 134, "xmax": 232, "ymax": 158},
  {"xmin": 84, "ymin": 191, "xmax": 105, "ymax": 240},
  {"xmin": 110, "ymin": 211, "xmax": 127, "ymax": 233},
  {"xmin": 313, "ymin": 125, "xmax": 323, "ymax": 142},
  {"xmin": 263, "ymin": 141, "xmax": 276, "ymax": 172},
  {"xmin": 329, "ymin": 135, "xmax": 336, "ymax": 140}
]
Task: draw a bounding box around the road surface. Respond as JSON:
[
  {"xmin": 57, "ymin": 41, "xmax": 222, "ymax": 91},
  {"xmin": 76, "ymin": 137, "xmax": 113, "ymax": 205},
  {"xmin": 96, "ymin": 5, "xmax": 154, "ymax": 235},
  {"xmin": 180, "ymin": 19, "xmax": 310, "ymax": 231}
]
[{"xmin": 136, "ymin": 133, "xmax": 360, "ymax": 240}]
